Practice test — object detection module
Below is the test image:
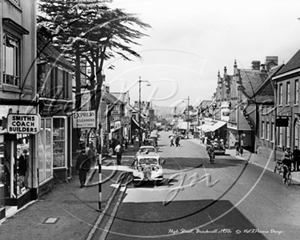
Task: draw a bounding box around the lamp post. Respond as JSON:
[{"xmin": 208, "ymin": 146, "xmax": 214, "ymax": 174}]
[
  {"xmin": 183, "ymin": 96, "xmax": 190, "ymax": 139},
  {"xmin": 138, "ymin": 76, "xmax": 151, "ymax": 147}
]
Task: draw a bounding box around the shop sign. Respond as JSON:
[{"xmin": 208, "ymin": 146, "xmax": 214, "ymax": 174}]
[
  {"xmin": 276, "ymin": 117, "xmax": 289, "ymax": 127},
  {"xmin": 73, "ymin": 110, "xmax": 96, "ymax": 128},
  {"xmin": 7, "ymin": 114, "xmax": 41, "ymax": 134},
  {"xmin": 114, "ymin": 120, "xmax": 121, "ymax": 130}
]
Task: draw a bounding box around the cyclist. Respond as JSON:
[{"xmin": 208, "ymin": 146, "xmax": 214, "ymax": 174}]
[
  {"xmin": 207, "ymin": 143, "xmax": 215, "ymax": 162},
  {"xmin": 282, "ymin": 148, "xmax": 292, "ymax": 183}
]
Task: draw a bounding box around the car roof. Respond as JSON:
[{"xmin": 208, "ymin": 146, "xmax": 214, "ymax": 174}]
[
  {"xmin": 140, "ymin": 145, "xmax": 155, "ymax": 149},
  {"xmin": 137, "ymin": 152, "xmax": 159, "ymax": 158}
]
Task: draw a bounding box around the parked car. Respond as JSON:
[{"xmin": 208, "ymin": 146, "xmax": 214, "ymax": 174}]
[
  {"xmin": 132, "ymin": 152, "xmax": 164, "ymax": 186},
  {"xmin": 144, "ymin": 138, "xmax": 157, "ymax": 147}
]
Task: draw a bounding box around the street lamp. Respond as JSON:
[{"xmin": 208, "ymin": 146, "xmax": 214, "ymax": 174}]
[
  {"xmin": 182, "ymin": 96, "xmax": 190, "ymax": 139},
  {"xmin": 138, "ymin": 76, "xmax": 151, "ymax": 147}
]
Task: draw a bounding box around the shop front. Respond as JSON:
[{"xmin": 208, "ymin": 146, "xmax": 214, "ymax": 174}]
[
  {"xmin": 197, "ymin": 119, "xmax": 227, "ymax": 144},
  {"xmin": 39, "ymin": 101, "xmax": 73, "ymax": 183},
  {"xmin": 0, "ymin": 106, "xmax": 40, "ymax": 219}
]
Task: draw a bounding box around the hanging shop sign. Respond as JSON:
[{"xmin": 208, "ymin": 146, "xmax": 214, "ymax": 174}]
[
  {"xmin": 7, "ymin": 113, "xmax": 41, "ymax": 134},
  {"xmin": 276, "ymin": 117, "xmax": 289, "ymax": 127},
  {"xmin": 73, "ymin": 110, "xmax": 96, "ymax": 128}
]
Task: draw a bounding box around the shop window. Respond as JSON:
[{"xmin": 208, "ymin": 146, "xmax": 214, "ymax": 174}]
[
  {"xmin": 266, "ymin": 122, "xmax": 270, "ymax": 140},
  {"xmin": 37, "ymin": 118, "xmax": 53, "ymax": 183},
  {"xmin": 261, "ymin": 121, "xmax": 265, "ymax": 139},
  {"xmin": 3, "ymin": 33, "xmax": 20, "ymax": 87},
  {"xmin": 279, "ymin": 128, "xmax": 283, "ymax": 147},
  {"xmin": 295, "ymin": 120, "xmax": 300, "ymax": 148},
  {"xmin": 53, "ymin": 117, "xmax": 67, "ymax": 168}
]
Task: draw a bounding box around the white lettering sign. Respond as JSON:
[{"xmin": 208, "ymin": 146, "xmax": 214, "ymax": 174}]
[{"xmin": 7, "ymin": 114, "xmax": 41, "ymax": 134}]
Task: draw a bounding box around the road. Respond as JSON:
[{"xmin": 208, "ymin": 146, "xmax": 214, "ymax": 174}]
[{"xmin": 105, "ymin": 131, "xmax": 300, "ymax": 240}]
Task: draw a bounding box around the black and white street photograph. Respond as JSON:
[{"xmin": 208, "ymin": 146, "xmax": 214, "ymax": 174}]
[{"xmin": 1, "ymin": 0, "xmax": 300, "ymax": 239}]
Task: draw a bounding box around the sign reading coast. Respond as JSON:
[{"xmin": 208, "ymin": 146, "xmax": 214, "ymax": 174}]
[{"xmin": 7, "ymin": 114, "xmax": 41, "ymax": 134}]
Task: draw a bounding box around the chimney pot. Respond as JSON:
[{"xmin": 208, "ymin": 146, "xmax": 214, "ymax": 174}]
[{"xmin": 251, "ymin": 61, "xmax": 260, "ymax": 70}]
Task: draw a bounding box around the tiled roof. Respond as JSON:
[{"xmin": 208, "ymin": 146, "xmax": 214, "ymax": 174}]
[
  {"xmin": 37, "ymin": 34, "xmax": 74, "ymax": 71},
  {"xmin": 276, "ymin": 49, "xmax": 300, "ymax": 75},
  {"xmin": 239, "ymin": 69, "xmax": 268, "ymax": 98}
]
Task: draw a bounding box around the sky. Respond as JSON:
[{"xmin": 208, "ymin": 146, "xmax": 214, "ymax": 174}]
[{"xmin": 103, "ymin": 0, "xmax": 300, "ymax": 107}]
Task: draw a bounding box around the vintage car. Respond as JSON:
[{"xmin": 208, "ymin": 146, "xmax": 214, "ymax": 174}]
[
  {"xmin": 212, "ymin": 140, "xmax": 226, "ymax": 155},
  {"xmin": 137, "ymin": 145, "xmax": 157, "ymax": 154},
  {"xmin": 132, "ymin": 152, "xmax": 164, "ymax": 186}
]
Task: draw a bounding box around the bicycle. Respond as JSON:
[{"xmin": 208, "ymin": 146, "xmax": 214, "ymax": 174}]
[
  {"xmin": 274, "ymin": 159, "xmax": 284, "ymax": 174},
  {"xmin": 209, "ymin": 151, "xmax": 215, "ymax": 164},
  {"xmin": 282, "ymin": 164, "xmax": 292, "ymax": 186}
]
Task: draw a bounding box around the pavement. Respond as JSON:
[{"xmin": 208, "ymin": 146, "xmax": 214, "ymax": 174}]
[
  {"xmin": 189, "ymin": 137, "xmax": 300, "ymax": 183},
  {"xmin": 1, "ymin": 137, "xmax": 300, "ymax": 240},
  {"xmin": 0, "ymin": 145, "xmax": 137, "ymax": 240}
]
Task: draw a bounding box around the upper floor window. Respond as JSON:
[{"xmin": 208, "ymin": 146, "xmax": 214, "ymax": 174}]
[
  {"xmin": 286, "ymin": 82, "xmax": 290, "ymax": 104},
  {"xmin": 3, "ymin": 33, "xmax": 20, "ymax": 87},
  {"xmin": 278, "ymin": 84, "xmax": 283, "ymax": 105},
  {"xmin": 295, "ymin": 80, "xmax": 299, "ymax": 105}
]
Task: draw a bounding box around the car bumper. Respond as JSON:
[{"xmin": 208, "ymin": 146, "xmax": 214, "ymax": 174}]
[{"xmin": 133, "ymin": 171, "xmax": 163, "ymax": 181}]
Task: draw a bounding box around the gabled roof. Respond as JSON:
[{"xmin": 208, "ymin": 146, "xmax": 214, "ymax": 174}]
[
  {"xmin": 110, "ymin": 92, "xmax": 129, "ymax": 103},
  {"xmin": 102, "ymin": 91, "xmax": 122, "ymax": 105},
  {"xmin": 239, "ymin": 69, "xmax": 268, "ymax": 98},
  {"xmin": 276, "ymin": 49, "xmax": 300, "ymax": 75},
  {"xmin": 252, "ymin": 64, "xmax": 284, "ymax": 103}
]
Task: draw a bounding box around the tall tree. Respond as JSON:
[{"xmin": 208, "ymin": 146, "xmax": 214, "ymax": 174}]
[{"xmin": 37, "ymin": 0, "xmax": 151, "ymax": 113}]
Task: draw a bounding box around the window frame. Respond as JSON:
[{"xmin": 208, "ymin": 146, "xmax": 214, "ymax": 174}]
[
  {"xmin": 278, "ymin": 83, "xmax": 283, "ymax": 106},
  {"xmin": 295, "ymin": 79, "xmax": 299, "ymax": 105},
  {"xmin": 286, "ymin": 82, "xmax": 290, "ymax": 105},
  {"xmin": 2, "ymin": 32, "xmax": 21, "ymax": 87}
]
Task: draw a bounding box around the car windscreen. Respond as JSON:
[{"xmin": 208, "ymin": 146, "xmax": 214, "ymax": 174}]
[
  {"xmin": 140, "ymin": 148, "xmax": 155, "ymax": 153},
  {"xmin": 139, "ymin": 158, "xmax": 158, "ymax": 164}
]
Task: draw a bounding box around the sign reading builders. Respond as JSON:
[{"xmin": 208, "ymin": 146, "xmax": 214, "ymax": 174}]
[
  {"xmin": 73, "ymin": 110, "xmax": 96, "ymax": 128},
  {"xmin": 7, "ymin": 114, "xmax": 41, "ymax": 134}
]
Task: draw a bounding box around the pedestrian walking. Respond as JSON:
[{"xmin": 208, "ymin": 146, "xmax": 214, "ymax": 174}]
[
  {"xmin": 240, "ymin": 146, "xmax": 243, "ymax": 156},
  {"xmin": 75, "ymin": 149, "xmax": 89, "ymax": 188},
  {"xmin": 114, "ymin": 142, "xmax": 123, "ymax": 165},
  {"xmin": 175, "ymin": 135, "xmax": 180, "ymax": 147},
  {"xmin": 169, "ymin": 135, "xmax": 174, "ymax": 147},
  {"xmin": 85, "ymin": 142, "xmax": 96, "ymax": 185},
  {"xmin": 235, "ymin": 142, "xmax": 240, "ymax": 156},
  {"xmin": 293, "ymin": 146, "xmax": 300, "ymax": 171},
  {"xmin": 18, "ymin": 149, "xmax": 29, "ymax": 187}
]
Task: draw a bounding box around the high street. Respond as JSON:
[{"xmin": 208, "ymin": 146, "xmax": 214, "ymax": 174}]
[{"xmin": 105, "ymin": 131, "xmax": 300, "ymax": 240}]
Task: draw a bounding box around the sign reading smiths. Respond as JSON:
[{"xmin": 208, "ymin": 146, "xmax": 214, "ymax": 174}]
[{"xmin": 7, "ymin": 114, "xmax": 41, "ymax": 134}]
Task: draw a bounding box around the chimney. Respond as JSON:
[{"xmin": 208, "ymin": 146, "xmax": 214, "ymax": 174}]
[
  {"xmin": 251, "ymin": 61, "xmax": 260, "ymax": 70},
  {"xmin": 260, "ymin": 64, "xmax": 267, "ymax": 73},
  {"xmin": 265, "ymin": 56, "xmax": 278, "ymax": 71}
]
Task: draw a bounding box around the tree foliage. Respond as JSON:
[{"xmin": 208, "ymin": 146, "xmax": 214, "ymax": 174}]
[{"xmin": 37, "ymin": 0, "xmax": 151, "ymax": 111}]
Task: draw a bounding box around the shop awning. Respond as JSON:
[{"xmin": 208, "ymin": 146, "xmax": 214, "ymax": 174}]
[
  {"xmin": 131, "ymin": 117, "xmax": 146, "ymax": 131},
  {"xmin": 197, "ymin": 121, "xmax": 226, "ymax": 133}
]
